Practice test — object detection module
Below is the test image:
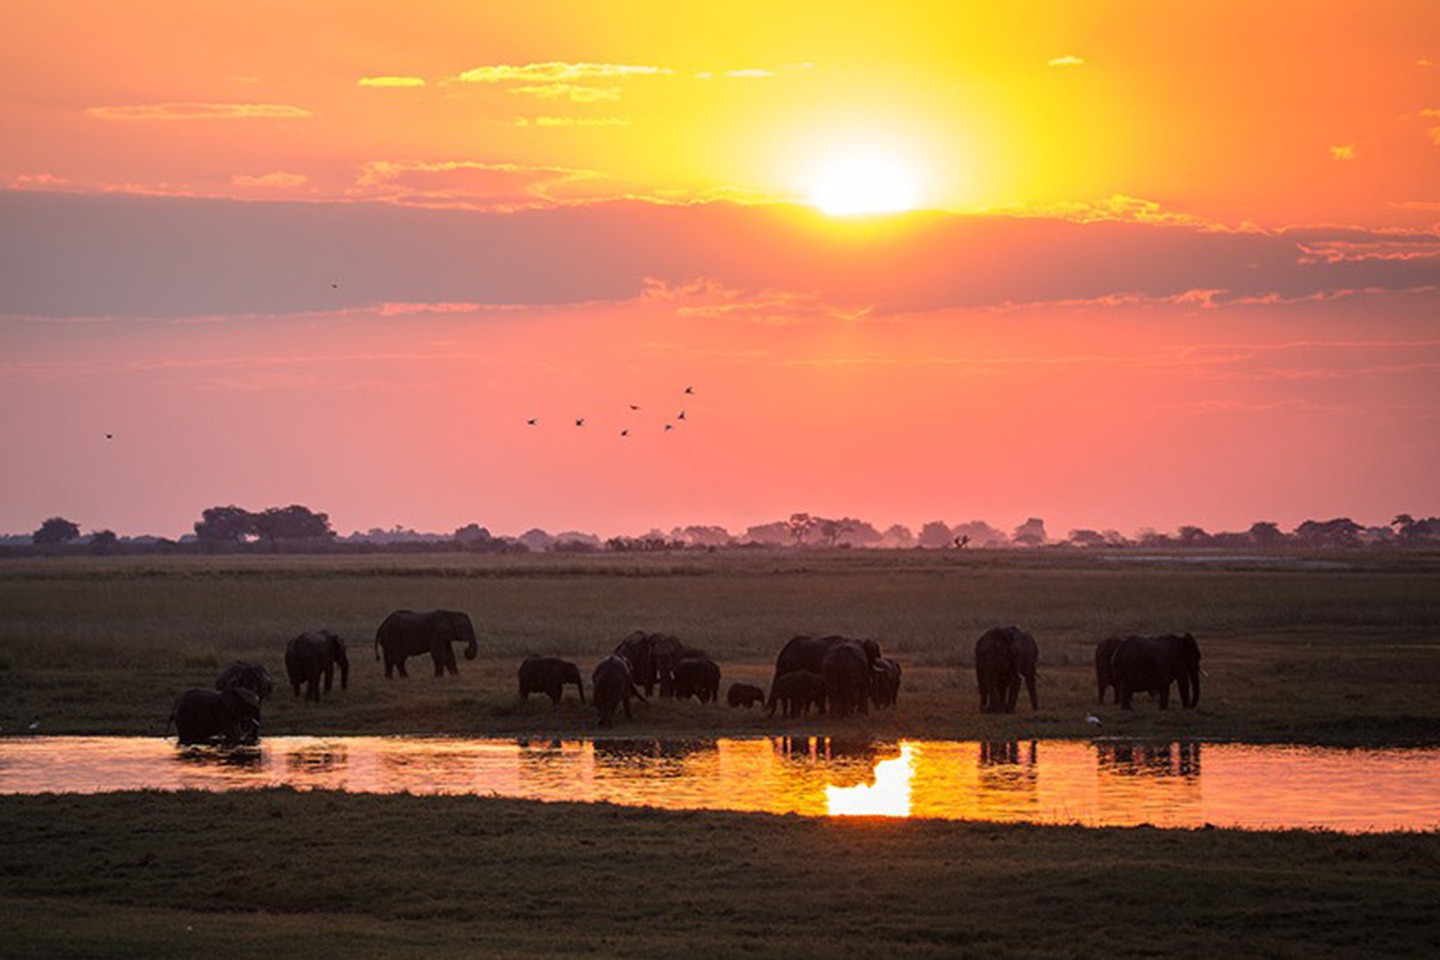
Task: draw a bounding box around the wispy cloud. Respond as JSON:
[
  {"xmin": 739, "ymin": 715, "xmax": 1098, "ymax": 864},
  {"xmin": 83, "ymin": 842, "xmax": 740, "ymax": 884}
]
[
  {"xmin": 1330, "ymin": 144, "xmax": 1356, "ymax": 160},
  {"xmin": 358, "ymin": 76, "xmax": 426, "ymax": 88},
  {"xmin": 7, "ymin": 172, "xmax": 69, "ymax": 190},
  {"xmin": 510, "ymin": 83, "xmax": 621, "ymax": 102},
  {"xmin": 1048, "ymin": 55, "xmax": 1086, "ymax": 67},
  {"xmin": 86, "ymin": 102, "xmax": 310, "ymax": 121},
  {"xmin": 351, "ymin": 158, "xmax": 601, "ymax": 207},
  {"xmin": 231, "ymin": 172, "xmax": 308, "ymax": 188},
  {"xmin": 1422, "ymin": 109, "xmax": 1440, "ymax": 145},
  {"xmin": 515, "ymin": 116, "xmax": 632, "ymax": 128},
  {"xmin": 454, "ymin": 62, "xmax": 671, "ymax": 84}
]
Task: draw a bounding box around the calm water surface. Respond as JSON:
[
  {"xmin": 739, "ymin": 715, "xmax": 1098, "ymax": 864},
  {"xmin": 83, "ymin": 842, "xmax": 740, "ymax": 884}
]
[{"xmin": 2, "ymin": 736, "xmax": 1436, "ymax": 833}]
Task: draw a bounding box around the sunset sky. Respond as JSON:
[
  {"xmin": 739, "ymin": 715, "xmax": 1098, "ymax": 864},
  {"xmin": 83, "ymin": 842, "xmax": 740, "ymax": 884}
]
[{"xmin": 2, "ymin": 1, "xmax": 1437, "ymax": 539}]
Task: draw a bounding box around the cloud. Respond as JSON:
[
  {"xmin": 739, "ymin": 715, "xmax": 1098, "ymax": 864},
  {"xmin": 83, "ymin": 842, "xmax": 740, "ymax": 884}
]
[
  {"xmin": 509, "ymin": 83, "xmax": 622, "ymax": 102},
  {"xmin": 3, "ymin": 192, "xmax": 1437, "ymax": 319},
  {"xmin": 453, "ymin": 62, "xmax": 671, "ymax": 84},
  {"xmin": 8, "ymin": 173, "xmax": 69, "ymax": 189},
  {"xmin": 1423, "ymin": 109, "xmax": 1440, "ymax": 146},
  {"xmin": 358, "ymin": 76, "xmax": 426, "ymax": 88},
  {"xmin": 724, "ymin": 69, "xmax": 775, "ymax": 79},
  {"xmin": 515, "ymin": 116, "xmax": 632, "ymax": 128},
  {"xmin": 86, "ymin": 102, "xmax": 310, "ymax": 121},
  {"xmin": 1330, "ymin": 145, "xmax": 1356, "ymax": 161},
  {"xmin": 1048, "ymin": 55, "xmax": 1086, "ymax": 67},
  {"xmin": 350, "ymin": 158, "xmax": 600, "ymax": 207},
  {"xmin": 230, "ymin": 172, "xmax": 308, "ymax": 188}
]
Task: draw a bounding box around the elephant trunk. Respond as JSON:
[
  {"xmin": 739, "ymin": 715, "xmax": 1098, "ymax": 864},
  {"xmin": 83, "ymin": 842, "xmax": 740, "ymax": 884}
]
[
  {"xmin": 1190, "ymin": 669, "xmax": 1200, "ymax": 707},
  {"xmin": 463, "ymin": 637, "xmax": 479, "ymax": 661},
  {"xmin": 1025, "ymin": 673, "xmax": 1038, "ymax": 711},
  {"xmin": 577, "ymin": 677, "xmax": 586, "ymax": 704},
  {"xmin": 339, "ymin": 659, "xmax": 350, "ymax": 691}
]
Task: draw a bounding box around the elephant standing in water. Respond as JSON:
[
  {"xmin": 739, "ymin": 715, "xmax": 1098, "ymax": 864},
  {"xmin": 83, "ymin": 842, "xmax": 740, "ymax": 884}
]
[
  {"xmin": 286, "ymin": 630, "xmax": 349, "ymax": 701},
  {"xmin": 592, "ymin": 655, "xmax": 647, "ymax": 726},
  {"xmin": 1110, "ymin": 633, "xmax": 1202, "ymax": 710},
  {"xmin": 168, "ymin": 687, "xmax": 261, "ymax": 745},
  {"xmin": 974, "ymin": 626, "xmax": 1039, "ymax": 713},
  {"xmin": 518, "ymin": 655, "xmax": 585, "ymax": 706},
  {"xmin": 375, "ymin": 610, "xmax": 478, "ymax": 678}
]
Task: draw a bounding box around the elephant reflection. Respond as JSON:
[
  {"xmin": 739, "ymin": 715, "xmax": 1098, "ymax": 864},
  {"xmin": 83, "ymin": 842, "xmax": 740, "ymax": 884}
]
[
  {"xmin": 979, "ymin": 740, "xmax": 1038, "ymax": 767},
  {"xmin": 1097, "ymin": 741, "xmax": 1202, "ymax": 778}
]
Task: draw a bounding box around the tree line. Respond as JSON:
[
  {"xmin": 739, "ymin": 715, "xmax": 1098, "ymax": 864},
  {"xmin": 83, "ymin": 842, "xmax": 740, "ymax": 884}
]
[{"xmin": 9, "ymin": 507, "xmax": 1440, "ymax": 556}]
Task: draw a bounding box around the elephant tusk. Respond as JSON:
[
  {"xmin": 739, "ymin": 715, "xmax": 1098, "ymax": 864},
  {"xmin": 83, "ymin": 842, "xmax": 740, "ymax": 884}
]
[{"xmin": 1200, "ymin": 668, "xmax": 1210, "ymax": 678}]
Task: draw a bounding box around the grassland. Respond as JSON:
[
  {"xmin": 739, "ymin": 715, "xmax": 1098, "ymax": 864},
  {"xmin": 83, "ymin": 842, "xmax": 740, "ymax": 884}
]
[
  {"xmin": 2, "ymin": 549, "xmax": 1438, "ymax": 957},
  {"xmin": 1, "ymin": 548, "xmax": 1438, "ymax": 744}
]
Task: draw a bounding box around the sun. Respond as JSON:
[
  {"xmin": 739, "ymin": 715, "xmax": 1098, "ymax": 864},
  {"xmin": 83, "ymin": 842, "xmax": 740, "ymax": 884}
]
[{"xmin": 807, "ymin": 149, "xmax": 919, "ymax": 216}]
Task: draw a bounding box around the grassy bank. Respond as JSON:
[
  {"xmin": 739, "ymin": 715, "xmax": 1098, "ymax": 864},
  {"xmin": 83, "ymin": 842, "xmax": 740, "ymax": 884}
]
[
  {"xmin": 1, "ymin": 789, "xmax": 1437, "ymax": 959},
  {"xmin": 1, "ymin": 549, "xmax": 1438, "ymax": 744}
]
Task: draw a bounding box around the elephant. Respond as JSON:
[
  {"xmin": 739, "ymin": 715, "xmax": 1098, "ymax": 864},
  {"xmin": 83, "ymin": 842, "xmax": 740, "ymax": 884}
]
[
  {"xmin": 1110, "ymin": 633, "xmax": 1202, "ymax": 710},
  {"xmin": 1094, "ymin": 635, "xmax": 1125, "ymax": 704},
  {"xmin": 613, "ymin": 631, "xmax": 699, "ymax": 697},
  {"xmin": 766, "ymin": 670, "xmax": 825, "ymax": 718},
  {"xmin": 773, "ymin": 635, "xmax": 882, "ymax": 689},
  {"xmin": 727, "ymin": 682, "xmax": 766, "ymax": 708},
  {"xmin": 592, "ymin": 655, "xmax": 648, "ymax": 727},
  {"xmin": 286, "ymin": 630, "xmax": 349, "ymax": 701},
  {"xmin": 518, "ymin": 655, "xmax": 585, "ymax": 706},
  {"xmin": 375, "ymin": 609, "xmax": 478, "ymax": 678},
  {"xmin": 168, "ymin": 687, "xmax": 261, "ymax": 745},
  {"xmin": 974, "ymin": 625, "xmax": 1039, "ymax": 713},
  {"xmin": 821, "ymin": 639, "xmax": 872, "ymax": 718},
  {"xmin": 215, "ymin": 661, "xmax": 274, "ymax": 702},
  {"xmin": 671, "ymin": 655, "xmax": 721, "ymax": 703},
  {"xmin": 870, "ymin": 657, "xmax": 902, "ymax": 709}
]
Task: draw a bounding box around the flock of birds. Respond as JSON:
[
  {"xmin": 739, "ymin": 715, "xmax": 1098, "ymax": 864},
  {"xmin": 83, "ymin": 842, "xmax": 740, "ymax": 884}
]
[{"xmin": 527, "ymin": 386, "xmax": 695, "ymax": 438}]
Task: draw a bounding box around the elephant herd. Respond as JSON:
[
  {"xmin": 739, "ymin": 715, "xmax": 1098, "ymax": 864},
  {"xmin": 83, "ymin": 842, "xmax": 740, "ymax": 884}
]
[
  {"xmin": 973, "ymin": 625, "xmax": 1204, "ymax": 715},
  {"xmin": 167, "ymin": 606, "xmax": 1203, "ymax": 745}
]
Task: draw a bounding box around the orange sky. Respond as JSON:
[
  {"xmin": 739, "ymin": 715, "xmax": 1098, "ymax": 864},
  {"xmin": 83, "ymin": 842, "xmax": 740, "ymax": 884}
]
[{"xmin": 1, "ymin": 2, "xmax": 1437, "ymax": 538}]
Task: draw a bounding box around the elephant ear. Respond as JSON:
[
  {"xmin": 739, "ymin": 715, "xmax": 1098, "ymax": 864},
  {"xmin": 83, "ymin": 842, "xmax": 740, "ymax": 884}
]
[{"xmin": 233, "ymin": 687, "xmax": 260, "ymax": 708}]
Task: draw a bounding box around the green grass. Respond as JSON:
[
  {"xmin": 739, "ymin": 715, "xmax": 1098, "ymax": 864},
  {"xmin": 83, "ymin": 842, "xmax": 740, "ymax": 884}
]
[
  {"xmin": 0, "ymin": 789, "xmax": 1436, "ymax": 959},
  {"xmin": 1, "ymin": 549, "xmax": 1437, "ymax": 744}
]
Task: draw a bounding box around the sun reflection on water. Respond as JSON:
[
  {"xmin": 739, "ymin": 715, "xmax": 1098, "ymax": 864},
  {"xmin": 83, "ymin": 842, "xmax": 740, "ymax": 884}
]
[{"xmin": 825, "ymin": 742, "xmax": 915, "ymax": 817}]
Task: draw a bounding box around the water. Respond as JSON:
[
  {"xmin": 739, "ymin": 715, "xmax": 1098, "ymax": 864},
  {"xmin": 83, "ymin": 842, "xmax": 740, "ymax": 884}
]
[{"xmin": 1, "ymin": 736, "xmax": 1435, "ymax": 833}]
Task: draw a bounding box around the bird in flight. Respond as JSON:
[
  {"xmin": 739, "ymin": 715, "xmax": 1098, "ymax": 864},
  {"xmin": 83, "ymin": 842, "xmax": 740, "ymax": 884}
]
[
  {"xmin": 105, "ymin": 433, "xmax": 113, "ymax": 440},
  {"xmin": 526, "ymin": 418, "xmax": 538, "ymax": 426},
  {"xmin": 684, "ymin": 386, "xmax": 694, "ymax": 395},
  {"xmin": 575, "ymin": 418, "xmax": 585, "ymax": 427},
  {"xmin": 620, "ymin": 429, "xmax": 629, "ymax": 437},
  {"xmin": 664, "ymin": 424, "xmax": 673, "ymax": 432},
  {"xmin": 677, "ymin": 410, "xmax": 686, "ymax": 421},
  {"xmin": 629, "ymin": 404, "xmax": 641, "ymax": 411}
]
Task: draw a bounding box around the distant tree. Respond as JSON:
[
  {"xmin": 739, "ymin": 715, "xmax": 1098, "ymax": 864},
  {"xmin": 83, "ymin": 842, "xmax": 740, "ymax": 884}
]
[
  {"xmin": 1102, "ymin": 529, "xmax": 1131, "ymax": 547},
  {"xmin": 744, "ymin": 521, "xmax": 791, "ymax": 546},
  {"xmin": 787, "ymin": 513, "xmax": 816, "ymax": 546},
  {"xmin": 878, "ymin": 524, "xmax": 915, "ymax": 549},
  {"xmin": 1392, "ymin": 514, "xmax": 1440, "ymax": 544},
  {"xmin": 453, "ymin": 523, "xmax": 492, "ymax": 544},
  {"xmin": 836, "ymin": 519, "xmax": 883, "ymax": 547},
  {"xmin": 1067, "ymin": 529, "xmax": 1108, "ymax": 548},
  {"xmin": 1177, "ymin": 525, "xmax": 1212, "ymax": 546},
  {"xmin": 917, "ymin": 521, "xmax": 953, "ymax": 549},
  {"xmin": 88, "ymin": 529, "xmax": 119, "ymax": 555},
  {"xmin": 253, "ymin": 505, "xmax": 333, "ymax": 541},
  {"xmin": 673, "ymin": 525, "xmax": 733, "ymax": 548},
  {"xmin": 1294, "ymin": 517, "xmax": 1362, "ymax": 548},
  {"xmin": 953, "ymin": 520, "xmax": 1009, "ymax": 548},
  {"xmin": 1248, "ymin": 521, "xmax": 1286, "ymax": 547},
  {"xmin": 814, "ymin": 517, "xmax": 855, "ymax": 547},
  {"xmin": 33, "ymin": 516, "xmax": 81, "ymax": 545},
  {"xmin": 194, "ymin": 505, "xmax": 256, "ymax": 542},
  {"xmin": 1011, "ymin": 517, "xmax": 1048, "ymax": 547}
]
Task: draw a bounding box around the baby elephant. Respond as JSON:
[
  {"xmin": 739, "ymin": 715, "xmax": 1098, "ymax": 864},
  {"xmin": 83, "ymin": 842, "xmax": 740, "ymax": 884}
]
[
  {"xmin": 767, "ymin": 670, "xmax": 825, "ymax": 718},
  {"xmin": 168, "ymin": 687, "xmax": 261, "ymax": 746},
  {"xmin": 286, "ymin": 630, "xmax": 349, "ymax": 702},
  {"xmin": 518, "ymin": 655, "xmax": 585, "ymax": 706},
  {"xmin": 727, "ymin": 682, "xmax": 766, "ymax": 708}
]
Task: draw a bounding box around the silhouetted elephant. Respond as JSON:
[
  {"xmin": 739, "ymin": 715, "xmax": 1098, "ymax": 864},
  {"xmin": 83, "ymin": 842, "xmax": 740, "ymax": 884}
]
[
  {"xmin": 592, "ymin": 655, "xmax": 647, "ymax": 727},
  {"xmin": 168, "ymin": 687, "xmax": 261, "ymax": 745},
  {"xmin": 870, "ymin": 657, "xmax": 902, "ymax": 708},
  {"xmin": 613, "ymin": 631, "xmax": 701, "ymax": 697},
  {"xmin": 286, "ymin": 630, "xmax": 349, "ymax": 701},
  {"xmin": 1094, "ymin": 635, "xmax": 1124, "ymax": 704},
  {"xmin": 375, "ymin": 609, "xmax": 479, "ymax": 678},
  {"xmin": 1111, "ymin": 633, "xmax": 1201, "ymax": 710},
  {"xmin": 767, "ymin": 671, "xmax": 825, "ymax": 718},
  {"xmin": 671, "ymin": 655, "xmax": 721, "ymax": 703},
  {"xmin": 727, "ymin": 682, "xmax": 766, "ymax": 708},
  {"xmin": 215, "ymin": 661, "xmax": 274, "ymax": 702},
  {"xmin": 773, "ymin": 635, "xmax": 882, "ymax": 690},
  {"xmin": 821, "ymin": 640, "xmax": 872, "ymax": 718},
  {"xmin": 974, "ymin": 626, "xmax": 1039, "ymax": 713},
  {"xmin": 518, "ymin": 655, "xmax": 585, "ymax": 706}
]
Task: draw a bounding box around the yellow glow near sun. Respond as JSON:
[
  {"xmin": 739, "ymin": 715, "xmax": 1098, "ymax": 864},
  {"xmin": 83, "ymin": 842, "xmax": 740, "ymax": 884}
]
[
  {"xmin": 825, "ymin": 743, "xmax": 916, "ymax": 817},
  {"xmin": 807, "ymin": 149, "xmax": 919, "ymax": 216}
]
